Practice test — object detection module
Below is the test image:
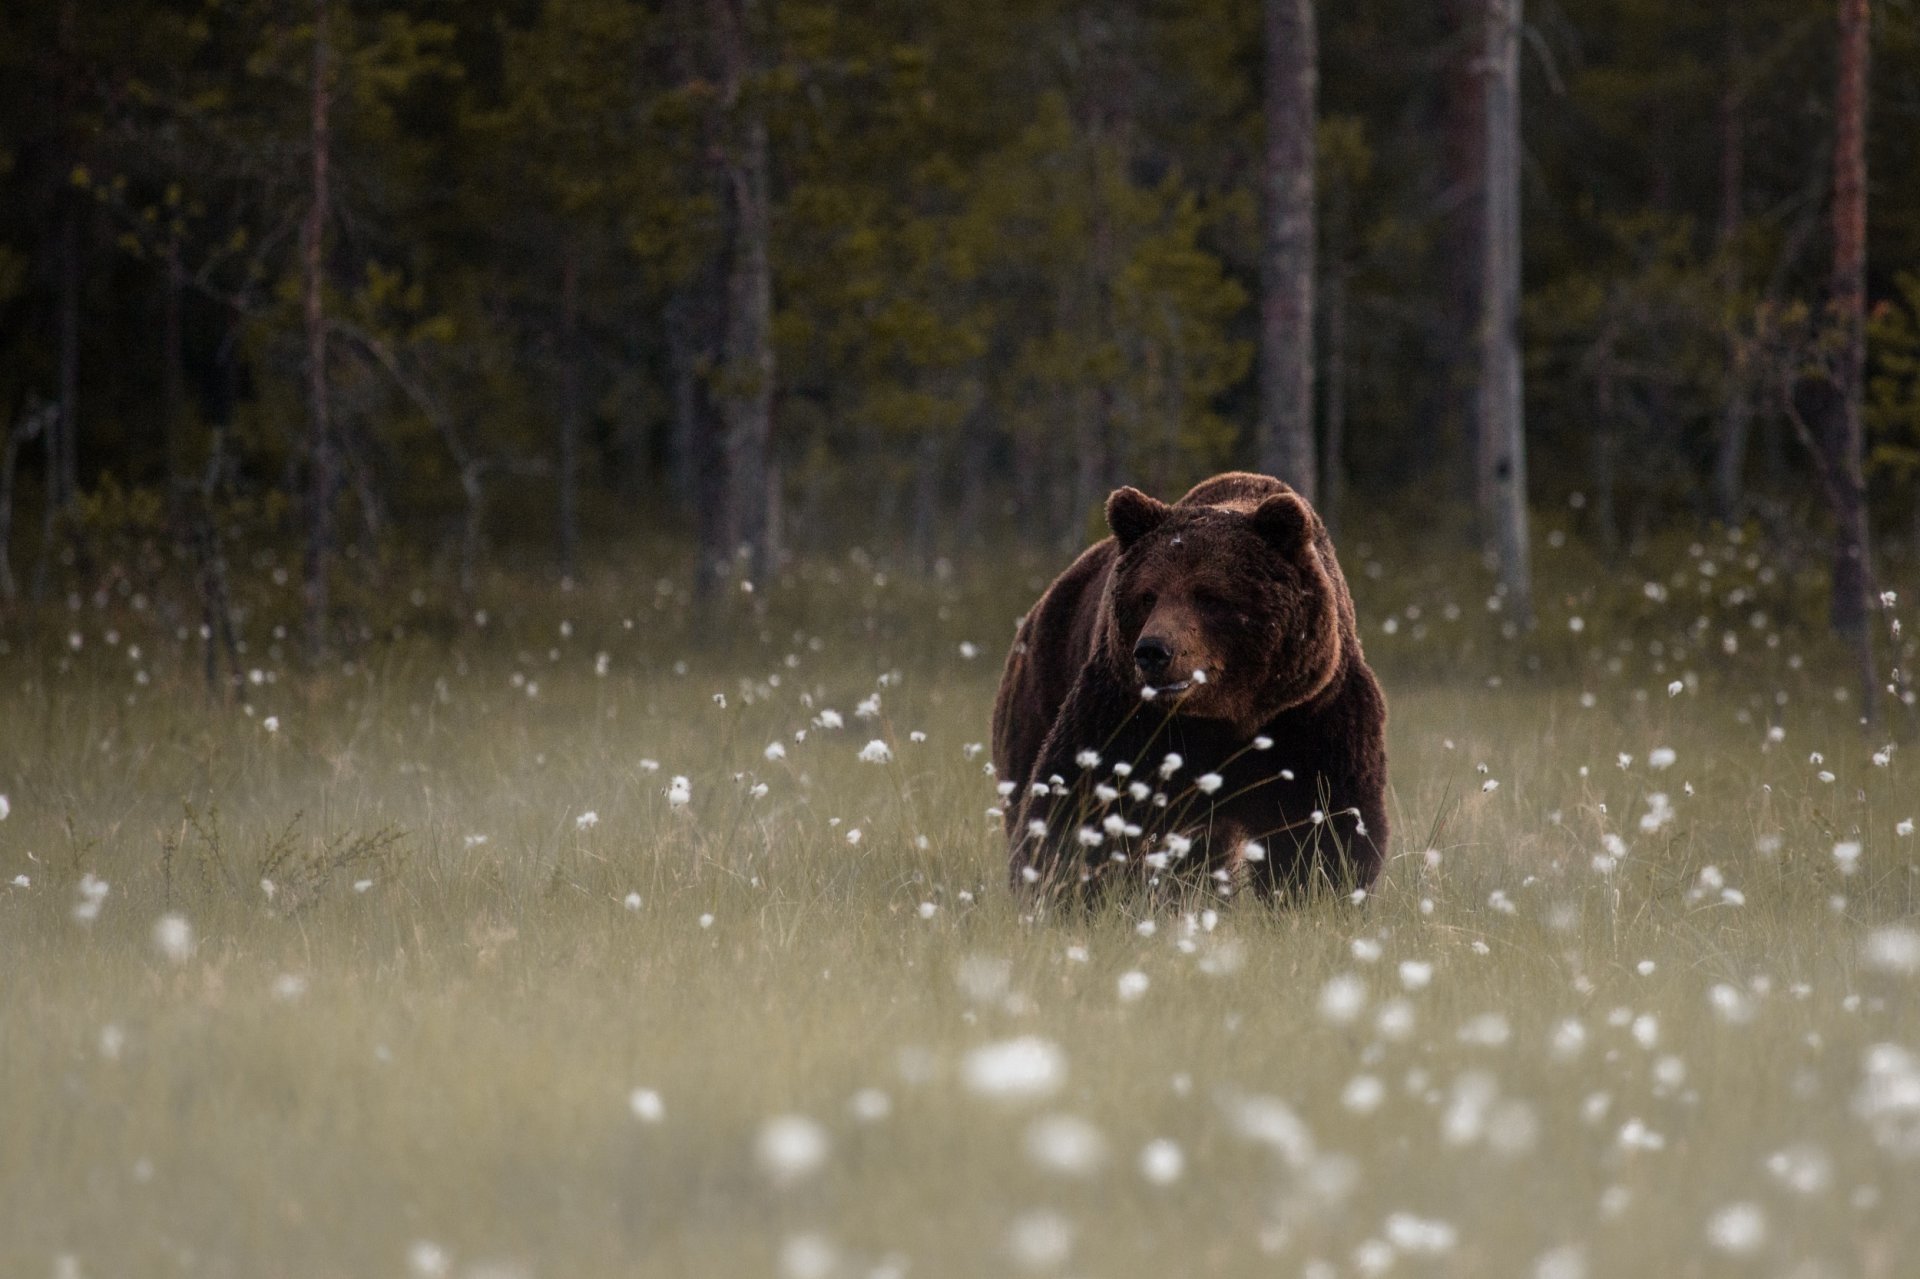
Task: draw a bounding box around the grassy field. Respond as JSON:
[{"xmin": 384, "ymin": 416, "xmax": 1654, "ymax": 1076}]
[{"xmin": 3, "ymin": 529, "xmax": 1919, "ymax": 1278}]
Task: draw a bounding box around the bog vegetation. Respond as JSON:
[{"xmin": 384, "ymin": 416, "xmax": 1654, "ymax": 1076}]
[{"xmin": 2, "ymin": 525, "xmax": 1918, "ymax": 1277}]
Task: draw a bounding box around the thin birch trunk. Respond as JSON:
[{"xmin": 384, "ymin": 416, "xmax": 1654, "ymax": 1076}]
[
  {"xmin": 1478, "ymin": 0, "xmax": 1532, "ymax": 623},
  {"xmin": 1259, "ymin": 0, "xmax": 1318, "ymax": 501}
]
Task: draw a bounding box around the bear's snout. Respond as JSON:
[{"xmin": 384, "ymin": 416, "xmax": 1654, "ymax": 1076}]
[{"xmin": 1133, "ymin": 635, "xmax": 1174, "ymax": 679}]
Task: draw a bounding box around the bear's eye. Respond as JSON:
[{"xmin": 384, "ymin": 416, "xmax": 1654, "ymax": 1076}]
[{"xmin": 1136, "ymin": 591, "xmax": 1158, "ymax": 612}]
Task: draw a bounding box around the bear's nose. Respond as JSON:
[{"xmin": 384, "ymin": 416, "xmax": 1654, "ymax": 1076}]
[{"xmin": 1133, "ymin": 636, "xmax": 1173, "ymax": 675}]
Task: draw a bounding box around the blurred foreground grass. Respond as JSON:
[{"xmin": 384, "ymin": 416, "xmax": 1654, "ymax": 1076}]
[{"xmin": 2, "ymin": 527, "xmax": 1919, "ymax": 1278}]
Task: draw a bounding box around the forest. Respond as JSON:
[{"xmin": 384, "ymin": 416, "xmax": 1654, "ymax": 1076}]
[{"xmin": 3, "ymin": 0, "xmax": 1918, "ymax": 652}]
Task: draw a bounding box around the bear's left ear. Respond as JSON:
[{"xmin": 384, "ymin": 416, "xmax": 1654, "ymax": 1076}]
[
  {"xmin": 1250, "ymin": 491, "xmax": 1315, "ymax": 556},
  {"xmin": 1107, "ymin": 487, "xmax": 1171, "ymax": 547}
]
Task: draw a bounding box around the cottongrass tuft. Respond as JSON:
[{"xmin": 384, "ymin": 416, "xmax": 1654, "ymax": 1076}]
[
  {"xmin": 1024, "ymin": 1114, "xmax": 1108, "ymax": 1177},
  {"xmin": 1138, "ymin": 1138, "xmax": 1185, "ymax": 1185},
  {"xmin": 962, "ymin": 1036, "xmax": 1066, "ymax": 1101},
  {"xmin": 756, "ymin": 1115, "xmax": 831, "ymax": 1183},
  {"xmin": 152, "ymin": 913, "xmax": 194, "ymax": 964},
  {"xmin": 1704, "ymin": 1202, "xmax": 1767, "ymax": 1254},
  {"xmin": 1007, "ymin": 1211, "xmax": 1075, "ymax": 1271}
]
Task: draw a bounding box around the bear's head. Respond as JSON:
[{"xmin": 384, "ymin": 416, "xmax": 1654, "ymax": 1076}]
[{"xmin": 1102, "ymin": 484, "xmax": 1346, "ymax": 734}]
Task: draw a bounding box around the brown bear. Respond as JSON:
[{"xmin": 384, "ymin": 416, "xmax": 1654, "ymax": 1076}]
[{"xmin": 991, "ymin": 471, "xmax": 1388, "ymax": 901}]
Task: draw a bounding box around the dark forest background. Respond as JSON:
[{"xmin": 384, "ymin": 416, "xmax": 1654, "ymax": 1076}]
[{"xmin": 2, "ymin": 0, "xmax": 1918, "ymax": 670}]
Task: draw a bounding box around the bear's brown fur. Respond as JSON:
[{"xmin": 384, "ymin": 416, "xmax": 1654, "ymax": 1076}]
[{"xmin": 991, "ymin": 471, "xmax": 1388, "ymax": 900}]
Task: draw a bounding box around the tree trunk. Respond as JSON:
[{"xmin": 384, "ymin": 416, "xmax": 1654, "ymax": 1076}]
[
  {"xmin": 301, "ymin": 0, "xmax": 334, "ymax": 661},
  {"xmin": 558, "ymin": 245, "xmax": 582, "ymax": 580},
  {"xmin": 1441, "ymin": 0, "xmax": 1485, "ymax": 506},
  {"xmin": 711, "ymin": 0, "xmax": 775, "ymax": 585},
  {"xmin": 56, "ymin": 209, "xmax": 80, "ymax": 509},
  {"xmin": 1259, "ymin": 0, "xmax": 1317, "ymax": 501},
  {"xmin": 1712, "ymin": 9, "xmax": 1754, "ymax": 523},
  {"xmin": 1827, "ymin": 0, "xmax": 1875, "ymax": 712},
  {"xmin": 1477, "ymin": 0, "xmax": 1532, "ymax": 623},
  {"xmin": 162, "ymin": 239, "xmax": 186, "ymax": 505},
  {"xmin": 1321, "ymin": 256, "xmax": 1348, "ymax": 537}
]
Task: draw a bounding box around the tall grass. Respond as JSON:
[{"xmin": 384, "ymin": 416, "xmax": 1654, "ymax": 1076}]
[{"xmin": 1, "ymin": 526, "xmax": 1917, "ymax": 1277}]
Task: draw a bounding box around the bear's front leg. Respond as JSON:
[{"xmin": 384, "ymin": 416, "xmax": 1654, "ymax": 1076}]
[{"xmin": 1008, "ymin": 665, "xmax": 1151, "ymax": 897}]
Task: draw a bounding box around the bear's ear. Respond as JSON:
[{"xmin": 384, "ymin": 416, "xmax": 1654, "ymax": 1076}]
[
  {"xmin": 1250, "ymin": 491, "xmax": 1315, "ymax": 556},
  {"xmin": 1106, "ymin": 487, "xmax": 1171, "ymax": 547}
]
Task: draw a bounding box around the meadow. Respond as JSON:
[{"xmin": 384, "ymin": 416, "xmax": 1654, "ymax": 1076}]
[{"xmin": 2, "ymin": 523, "xmax": 1919, "ymax": 1279}]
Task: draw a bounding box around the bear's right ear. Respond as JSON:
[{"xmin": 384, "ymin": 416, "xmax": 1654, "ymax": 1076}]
[{"xmin": 1106, "ymin": 487, "xmax": 1171, "ymax": 548}]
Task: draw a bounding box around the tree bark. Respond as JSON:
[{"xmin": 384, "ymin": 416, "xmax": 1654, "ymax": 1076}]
[
  {"xmin": 1711, "ymin": 7, "xmax": 1754, "ymax": 523},
  {"xmin": 1827, "ymin": 0, "xmax": 1875, "ymax": 709},
  {"xmin": 1441, "ymin": 0, "xmax": 1485, "ymax": 503},
  {"xmin": 711, "ymin": 0, "xmax": 775, "ymax": 584},
  {"xmin": 162, "ymin": 239, "xmax": 186, "ymax": 505},
  {"xmin": 1259, "ymin": 0, "xmax": 1317, "ymax": 501},
  {"xmin": 1477, "ymin": 0, "xmax": 1532, "ymax": 623},
  {"xmin": 301, "ymin": 0, "xmax": 334, "ymax": 661},
  {"xmin": 1321, "ymin": 254, "xmax": 1348, "ymax": 536},
  {"xmin": 558, "ymin": 245, "xmax": 582, "ymax": 580}
]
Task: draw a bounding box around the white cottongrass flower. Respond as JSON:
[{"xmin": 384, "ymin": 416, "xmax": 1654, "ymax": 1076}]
[
  {"xmin": 1442, "ymin": 1071, "xmax": 1499, "ymax": 1146},
  {"xmin": 1399, "ymin": 960, "xmax": 1434, "ymax": 991},
  {"xmin": 0, "ymin": 793, "xmax": 8, "ymax": 820},
  {"xmin": 666, "ymin": 776, "xmax": 692, "ymax": 808},
  {"xmin": 1852, "ymin": 1044, "xmax": 1920, "ymax": 1156},
  {"xmin": 1318, "ymin": 973, "xmax": 1367, "ymax": 1024},
  {"xmin": 815, "ymin": 709, "xmax": 844, "ymax": 730},
  {"xmin": 263, "ymin": 716, "xmax": 280, "ymax": 733},
  {"xmin": 1833, "ymin": 840, "xmax": 1863, "ymax": 874},
  {"xmin": 1863, "ymin": 928, "xmax": 1920, "ymax": 977},
  {"xmin": 1898, "ymin": 819, "xmax": 1915, "ymax": 837},
  {"xmin": 1480, "ymin": 778, "xmax": 1499, "ymax": 793},
  {"xmin": 1159, "ymin": 752, "xmax": 1184, "ymax": 779},
  {"xmin": 575, "ymin": 811, "xmax": 599, "ymax": 830},
  {"xmin": 848, "ymin": 1088, "xmax": 892, "ymax": 1122},
  {"xmin": 1383, "ymin": 1214, "xmax": 1457, "ymax": 1255},
  {"xmin": 1341, "ymin": 1075, "xmax": 1386, "ymax": 1115},
  {"xmin": 855, "ymin": 693, "xmax": 882, "ymax": 719},
  {"xmin": 8, "ymin": 875, "xmax": 24, "ymax": 888},
  {"xmin": 962, "ymin": 1036, "xmax": 1066, "ymax": 1101},
  {"xmin": 628, "ymin": 1088, "xmax": 665, "ymax": 1122},
  {"xmin": 779, "ymin": 1234, "xmax": 839, "ymax": 1279},
  {"xmin": 271, "ymin": 973, "xmax": 308, "ymax": 1002},
  {"xmin": 1116, "ymin": 970, "xmax": 1150, "ymax": 1003},
  {"xmin": 1007, "ymin": 1211, "xmax": 1075, "ymax": 1271},
  {"xmin": 72, "ymin": 873, "xmax": 112, "ymax": 923},
  {"xmin": 1704, "ymin": 1202, "xmax": 1767, "ymax": 1254},
  {"xmin": 1075, "ymin": 749, "xmax": 1101, "ymax": 769},
  {"xmin": 1457, "ymin": 1012, "xmax": 1511, "ymax": 1047},
  {"xmin": 1025, "ymin": 1114, "xmax": 1108, "ymax": 1176},
  {"xmin": 1220, "ymin": 1092, "xmax": 1316, "ymax": 1166},
  {"xmin": 1639, "ymin": 792, "xmax": 1674, "ymax": 833},
  {"xmin": 959, "ymin": 641, "xmax": 980, "ymax": 659},
  {"xmin": 756, "ymin": 1115, "xmax": 830, "ymax": 1183},
  {"xmin": 623, "ymin": 892, "xmax": 643, "ymax": 911},
  {"xmin": 1138, "ymin": 1138, "xmax": 1185, "ymax": 1185},
  {"xmin": 407, "ymin": 1240, "xmax": 451, "ymax": 1277},
  {"xmin": 1195, "ymin": 772, "xmax": 1224, "ymax": 794},
  {"xmin": 1765, "ymin": 1143, "xmax": 1833, "ymax": 1195},
  {"xmin": 764, "ymin": 741, "xmax": 787, "ymax": 761},
  {"xmin": 1532, "ymin": 1245, "xmax": 1588, "ymax": 1279},
  {"xmin": 1550, "ymin": 1019, "xmax": 1587, "ymax": 1061},
  {"xmin": 1667, "ymin": 680, "xmax": 1684, "ymax": 697},
  {"xmin": 152, "ymin": 913, "xmax": 194, "ymax": 964},
  {"xmin": 858, "ymin": 739, "xmax": 893, "ymax": 764},
  {"xmin": 1648, "ymin": 746, "xmax": 1676, "ymax": 770}
]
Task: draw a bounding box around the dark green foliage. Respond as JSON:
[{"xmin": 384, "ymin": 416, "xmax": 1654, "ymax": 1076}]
[{"xmin": 1, "ymin": 0, "xmax": 1918, "ymax": 600}]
